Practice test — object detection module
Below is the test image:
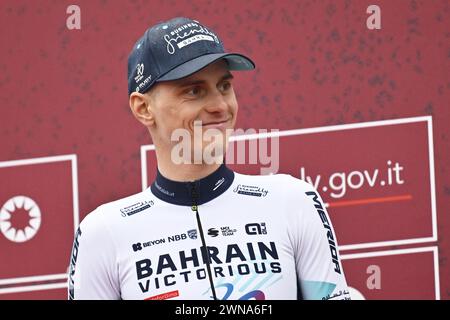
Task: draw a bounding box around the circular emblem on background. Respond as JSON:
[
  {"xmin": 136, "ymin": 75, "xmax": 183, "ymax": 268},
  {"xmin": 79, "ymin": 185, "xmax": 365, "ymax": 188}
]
[{"xmin": 0, "ymin": 195, "xmax": 42, "ymax": 243}]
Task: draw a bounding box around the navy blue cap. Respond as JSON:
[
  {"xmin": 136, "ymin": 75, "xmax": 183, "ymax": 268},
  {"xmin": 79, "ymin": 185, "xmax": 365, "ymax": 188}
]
[{"xmin": 127, "ymin": 17, "xmax": 256, "ymax": 95}]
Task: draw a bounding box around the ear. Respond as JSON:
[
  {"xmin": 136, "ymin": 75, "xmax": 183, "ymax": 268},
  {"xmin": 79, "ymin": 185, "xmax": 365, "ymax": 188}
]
[{"xmin": 129, "ymin": 92, "xmax": 155, "ymax": 127}]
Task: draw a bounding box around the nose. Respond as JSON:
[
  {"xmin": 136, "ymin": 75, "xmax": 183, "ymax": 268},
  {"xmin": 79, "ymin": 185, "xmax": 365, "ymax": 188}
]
[{"xmin": 203, "ymin": 89, "xmax": 229, "ymax": 114}]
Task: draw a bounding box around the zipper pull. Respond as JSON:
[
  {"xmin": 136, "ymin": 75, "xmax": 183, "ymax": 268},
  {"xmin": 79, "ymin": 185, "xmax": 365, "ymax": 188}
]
[{"xmin": 188, "ymin": 181, "xmax": 199, "ymax": 208}]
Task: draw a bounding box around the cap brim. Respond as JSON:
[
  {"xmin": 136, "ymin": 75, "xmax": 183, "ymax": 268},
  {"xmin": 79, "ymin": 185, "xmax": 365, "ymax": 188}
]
[{"xmin": 157, "ymin": 53, "xmax": 255, "ymax": 82}]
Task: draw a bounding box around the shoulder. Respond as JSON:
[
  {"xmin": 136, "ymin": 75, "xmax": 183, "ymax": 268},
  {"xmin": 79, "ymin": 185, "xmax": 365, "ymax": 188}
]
[
  {"xmin": 233, "ymin": 171, "xmax": 324, "ymax": 215},
  {"xmin": 78, "ymin": 189, "xmax": 152, "ymax": 232},
  {"xmin": 233, "ymin": 171, "xmax": 316, "ymax": 195}
]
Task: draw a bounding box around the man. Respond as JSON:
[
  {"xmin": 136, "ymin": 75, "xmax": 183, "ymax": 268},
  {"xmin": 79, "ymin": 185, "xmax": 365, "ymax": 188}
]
[{"xmin": 68, "ymin": 17, "xmax": 350, "ymax": 300}]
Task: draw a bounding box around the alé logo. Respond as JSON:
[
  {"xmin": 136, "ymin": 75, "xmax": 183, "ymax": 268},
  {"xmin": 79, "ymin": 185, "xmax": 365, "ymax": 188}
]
[{"xmin": 245, "ymin": 223, "xmax": 267, "ymax": 235}]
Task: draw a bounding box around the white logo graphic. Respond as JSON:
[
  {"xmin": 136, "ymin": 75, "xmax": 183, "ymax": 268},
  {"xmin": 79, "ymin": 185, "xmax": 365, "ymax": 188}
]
[
  {"xmin": 134, "ymin": 63, "xmax": 145, "ymax": 83},
  {"xmin": 0, "ymin": 195, "xmax": 42, "ymax": 243},
  {"xmin": 213, "ymin": 178, "xmax": 225, "ymax": 191},
  {"xmin": 164, "ymin": 23, "xmax": 219, "ymax": 54}
]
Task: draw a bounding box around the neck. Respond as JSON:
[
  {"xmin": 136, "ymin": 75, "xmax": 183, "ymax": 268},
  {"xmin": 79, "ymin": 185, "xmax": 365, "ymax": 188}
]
[
  {"xmin": 151, "ymin": 161, "xmax": 234, "ymax": 206},
  {"xmin": 156, "ymin": 149, "xmax": 223, "ymax": 182}
]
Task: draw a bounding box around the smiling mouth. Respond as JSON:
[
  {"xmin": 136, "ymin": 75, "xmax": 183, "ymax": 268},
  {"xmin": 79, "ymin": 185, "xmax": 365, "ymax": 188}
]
[
  {"xmin": 203, "ymin": 120, "xmax": 227, "ymax": 126},
  {"xmin": 201, "ymin": 119, "xmax": 231, "ymax": 128}
]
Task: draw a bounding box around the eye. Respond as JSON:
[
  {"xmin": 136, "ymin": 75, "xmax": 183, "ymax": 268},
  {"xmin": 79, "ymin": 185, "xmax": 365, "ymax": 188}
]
[
  {"xmin": 185, "ymin": 86, "xmax": 203, "ymax": 97},
  {"xmin": 219, "ymin": 81, "xmax": 232, "ymax": 92}
]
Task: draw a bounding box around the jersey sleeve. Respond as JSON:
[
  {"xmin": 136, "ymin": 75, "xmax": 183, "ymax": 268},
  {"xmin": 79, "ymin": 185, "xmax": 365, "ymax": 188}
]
[
  {"xmin": 287, "ymin": 177, "xmax": 351, "ymax": 300},
  {"xmin": 67, "ymin": 207, "xmax": 121, "ymax": 300}
]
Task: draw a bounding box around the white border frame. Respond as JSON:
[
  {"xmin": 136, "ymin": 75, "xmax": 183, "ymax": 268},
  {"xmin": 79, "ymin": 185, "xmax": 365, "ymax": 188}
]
[
  {"xmin": 0, "ymin": 154, "xmax": 79, "ymax": 293},
  {"xmin": 341, "ymin": 246, "xmax": 440, "ymax": 300},
  {"xmin": 140, "ymin": 116, "xmax": 437, "ymax": 251},
  {"xmin": 0, "ymin": 282, "xmax": 67, "ymax": 295}
]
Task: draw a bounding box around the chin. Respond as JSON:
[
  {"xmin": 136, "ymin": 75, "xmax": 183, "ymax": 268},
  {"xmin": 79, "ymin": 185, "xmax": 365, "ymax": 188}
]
[{"xmin": 200, "ymin": 138, "xmax": 227, "ymax": 164}]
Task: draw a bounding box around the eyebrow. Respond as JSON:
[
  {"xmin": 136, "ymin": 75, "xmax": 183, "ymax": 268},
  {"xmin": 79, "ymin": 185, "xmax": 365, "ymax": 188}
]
[{"xmin": 176, "ymin": 72, "xmax": 234, "ymax": 88}]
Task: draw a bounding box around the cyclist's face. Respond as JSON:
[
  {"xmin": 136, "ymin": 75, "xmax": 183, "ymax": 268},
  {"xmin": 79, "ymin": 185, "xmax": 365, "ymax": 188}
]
[{"xmin": 149, "ymin": 60, "xmax": 238, "ymax": 162}]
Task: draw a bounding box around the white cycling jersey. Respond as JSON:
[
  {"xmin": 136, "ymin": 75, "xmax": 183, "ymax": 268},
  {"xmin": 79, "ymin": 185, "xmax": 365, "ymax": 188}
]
[{"xmin": 68, "ymin": 164, "xmax": 350, "ymax": 300}]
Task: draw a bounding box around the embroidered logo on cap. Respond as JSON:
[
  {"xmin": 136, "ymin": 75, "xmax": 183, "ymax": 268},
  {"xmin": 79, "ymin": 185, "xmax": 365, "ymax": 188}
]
[
  {"xmin": 134, "ymin": 63, "xmax": 145, "ymax": 83},
  {"xmin": 163, "ymin": 22, "xmax": 219, "ymax": 55}
]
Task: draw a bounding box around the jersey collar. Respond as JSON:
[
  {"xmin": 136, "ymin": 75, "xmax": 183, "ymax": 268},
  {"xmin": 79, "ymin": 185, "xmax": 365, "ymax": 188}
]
[{"xmin": 150, "ymin": 164, "xmax": 235, "ymax": 206}]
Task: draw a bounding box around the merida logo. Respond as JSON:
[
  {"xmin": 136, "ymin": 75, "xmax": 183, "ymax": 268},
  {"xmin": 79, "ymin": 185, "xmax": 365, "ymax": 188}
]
[
  {"xmin": 68, "ymin": 227, "xmax": 82, "ymax": 300},
  {"xmin": 305, "ymin": 191, "xmax": 341, "ymax": 274}
]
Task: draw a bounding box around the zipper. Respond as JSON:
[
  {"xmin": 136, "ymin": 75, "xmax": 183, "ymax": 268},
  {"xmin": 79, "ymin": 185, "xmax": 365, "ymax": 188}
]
[{"xmin": 188, "ymin": 182, "xmax": 218, "ymax": 300}]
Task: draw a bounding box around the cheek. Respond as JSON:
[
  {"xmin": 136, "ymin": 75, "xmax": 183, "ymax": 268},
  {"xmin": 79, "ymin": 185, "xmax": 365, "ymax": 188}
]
[
  {"xmin": 159, "ymin": 104, "xmax": 199, "ymax": 139},
  {"xmin": 229, "ymin": 90, "xmax": 238, "ymax": 109},
  {"xmin": 159, "ymin": 101, "xmax": 183, "ymax": 122},
  {"xmin": 228, "ymin": 94, "xmax": 238, "ymax": 118},
  {"xmin": 153, "ymin": 104, "xmax": 181, "ymax": 137},
  {"xmin": 233, "ymin": 100, "xmax": 238, "ymax": 114}
]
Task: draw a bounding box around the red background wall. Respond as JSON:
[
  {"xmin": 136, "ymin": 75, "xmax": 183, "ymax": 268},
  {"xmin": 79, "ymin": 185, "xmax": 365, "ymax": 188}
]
[{"xmin": 0, "ymin": 0, "xmax": 448, "ymax": 299}]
